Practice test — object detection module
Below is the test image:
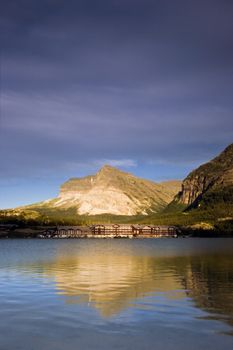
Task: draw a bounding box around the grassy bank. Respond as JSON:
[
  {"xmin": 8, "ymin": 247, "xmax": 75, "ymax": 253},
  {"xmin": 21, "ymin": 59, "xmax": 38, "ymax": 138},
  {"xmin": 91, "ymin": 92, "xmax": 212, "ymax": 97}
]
[{"xmin": 1, "ymin": 205, "xmax": 233, "ymax": 236}]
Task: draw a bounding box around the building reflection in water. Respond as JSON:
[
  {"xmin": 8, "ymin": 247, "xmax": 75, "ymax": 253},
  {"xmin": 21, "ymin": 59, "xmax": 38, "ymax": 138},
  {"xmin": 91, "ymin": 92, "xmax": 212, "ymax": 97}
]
[{"xmin": 23, "ymin": 241, "xmax": 233, "ymax": 329}]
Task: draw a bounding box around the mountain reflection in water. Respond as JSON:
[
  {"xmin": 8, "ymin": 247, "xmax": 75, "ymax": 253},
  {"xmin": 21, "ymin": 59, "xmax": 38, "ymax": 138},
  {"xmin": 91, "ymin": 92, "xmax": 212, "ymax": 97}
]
[
  {"xmin": 1, "ymin": 239, "xmax": 233, "ymax": 350},
  {"xmin": 17, "ymin": 239, "xmax": 233, "ymax": 326},
  {"xmin": 29, "ymin": 254, "xmax": 186, "ymax": 317}
]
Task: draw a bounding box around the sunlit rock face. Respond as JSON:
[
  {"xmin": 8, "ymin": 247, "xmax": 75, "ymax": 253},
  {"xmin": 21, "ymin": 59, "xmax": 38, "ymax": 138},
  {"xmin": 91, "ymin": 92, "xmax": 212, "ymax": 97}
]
[
  {"xmin": 174, "ymin": 143, "xmax": 233, "ymax": 208},
  {"xmin": 50, "ymin": 165, "xmax": 181, "ymax": 215},
  {"xmin": 57, "ymin": 185, "xmax": 142, "ymax": 215}
]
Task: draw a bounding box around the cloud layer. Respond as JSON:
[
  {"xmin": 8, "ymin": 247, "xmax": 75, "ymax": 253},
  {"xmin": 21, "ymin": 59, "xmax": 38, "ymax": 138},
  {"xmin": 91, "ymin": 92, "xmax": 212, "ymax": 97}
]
[{"xmin": 1, "ymin": 0, "xmax": 233, "ymax": 207}]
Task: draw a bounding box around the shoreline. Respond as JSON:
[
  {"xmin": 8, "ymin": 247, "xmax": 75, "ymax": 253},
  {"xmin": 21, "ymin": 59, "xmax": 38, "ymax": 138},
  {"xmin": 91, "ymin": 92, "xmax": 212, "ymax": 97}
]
[{"xmin": 0, "ymin": 224, "xmax": 232, "ymax": 239}]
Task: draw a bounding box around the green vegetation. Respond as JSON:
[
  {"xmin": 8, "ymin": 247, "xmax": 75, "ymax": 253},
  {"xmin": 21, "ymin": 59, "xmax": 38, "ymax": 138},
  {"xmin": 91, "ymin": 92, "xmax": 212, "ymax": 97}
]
[
  {"xmin": 162, "ymin": 199, "xmax": 187, "ymax": 214},
  {"xmin": 199, "ymin": 185, "xmax": 233, "ymax": 211},
  {"xmin": 1, "ymin": 201, "xmax": 233, "ymax": 235},
  {"xmin": 1, "ymin": 144, "xmax": 233, "ymax": 235},
  {"xmin": 1, "ymin": 184, "xmax": 233, "ymax": 235}
]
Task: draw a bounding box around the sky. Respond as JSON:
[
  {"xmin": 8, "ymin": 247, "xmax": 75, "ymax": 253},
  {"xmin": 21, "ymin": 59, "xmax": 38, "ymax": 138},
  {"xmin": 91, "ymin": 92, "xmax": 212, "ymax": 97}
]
[{"xmin": 1, "ymin": 0, "xmax": 233, "ymax": 209}]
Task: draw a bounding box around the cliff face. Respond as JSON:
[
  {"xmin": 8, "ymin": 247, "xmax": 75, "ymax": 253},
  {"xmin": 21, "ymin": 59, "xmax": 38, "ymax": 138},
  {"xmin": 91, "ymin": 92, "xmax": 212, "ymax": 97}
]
[
  {"xmin": 49, "ymin": 165, "xmax": 181, "ymax": 216},
  {"xmin": 175, "ymin": 143, "xmax": 233, "ymax": 208}
]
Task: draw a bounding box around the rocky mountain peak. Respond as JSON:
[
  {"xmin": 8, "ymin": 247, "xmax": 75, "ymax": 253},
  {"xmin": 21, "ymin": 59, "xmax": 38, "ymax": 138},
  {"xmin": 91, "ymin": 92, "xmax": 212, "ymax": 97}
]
[
  {"xmin": 45, "ymin": 166, "xmax": 181, "ymax": 216},
  {"xmin": 211, "ymin": 143, "xmax": 233, "ymax": 167},
  {"xmin": 99, "ymin": 164, "xmax": 117, "ymax": 171},
  {"xmin": 97, "ymin": 164, "xmax": 123, "ymax": 176},
  {"xmin": 175, "ymin": 143, "xmax": 233, "ymax": 208}
]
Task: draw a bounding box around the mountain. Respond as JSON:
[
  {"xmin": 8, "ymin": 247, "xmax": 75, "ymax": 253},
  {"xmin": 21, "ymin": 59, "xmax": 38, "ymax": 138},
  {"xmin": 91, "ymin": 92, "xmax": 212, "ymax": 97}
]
[
  {"xmin": 1, "ymin": 146, "xmax": 233, "ymax": 231},
  {"xmin": 32, "ymin": 165, "xmax": 181, "ymax": 216},
  {"xmin": 173, "ymin": 143, "xmax": 233, "ymax": 210}
]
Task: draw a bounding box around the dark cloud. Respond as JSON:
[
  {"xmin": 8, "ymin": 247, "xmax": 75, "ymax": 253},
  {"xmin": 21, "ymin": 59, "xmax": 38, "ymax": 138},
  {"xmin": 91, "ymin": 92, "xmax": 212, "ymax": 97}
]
[{"xmin": 1, "ymin": 0, "xmax": 233, "ymax": 207}]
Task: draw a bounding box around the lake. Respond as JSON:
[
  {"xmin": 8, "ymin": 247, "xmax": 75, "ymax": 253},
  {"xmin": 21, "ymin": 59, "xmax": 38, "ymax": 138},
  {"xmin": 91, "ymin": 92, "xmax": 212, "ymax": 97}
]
[{"xmin": 0, "ymin": 238, "xmax": 233, "ymax": 350}]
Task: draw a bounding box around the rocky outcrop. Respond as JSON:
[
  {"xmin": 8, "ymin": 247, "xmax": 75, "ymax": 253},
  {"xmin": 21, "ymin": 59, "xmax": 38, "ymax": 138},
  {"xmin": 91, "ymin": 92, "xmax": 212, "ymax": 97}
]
[
  {"xmin": 175, "ymin": 143, "xmax": 233, "ymax": 208},
  {"xmin": 44, "ymin": 165, "xmax": 181, "ymax": 216}
]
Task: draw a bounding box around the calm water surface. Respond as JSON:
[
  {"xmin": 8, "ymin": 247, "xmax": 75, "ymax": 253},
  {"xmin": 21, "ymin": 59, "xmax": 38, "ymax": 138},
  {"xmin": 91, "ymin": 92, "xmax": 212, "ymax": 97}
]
[{"xmin": 0, "ymin": 238, "xmax": 233, "ymax": 350}]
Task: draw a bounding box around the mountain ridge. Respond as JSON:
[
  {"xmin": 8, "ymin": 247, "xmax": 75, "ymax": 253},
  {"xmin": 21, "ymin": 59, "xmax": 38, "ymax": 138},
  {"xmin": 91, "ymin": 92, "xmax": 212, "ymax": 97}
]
[
  {"xmin": 173, "ymin": 143, "xmax": 233, "ymax": 210},
  {"xmin": 1, "ymin": 143, "xmax": 233, "ymax": 232},
  {"xmin": 26, "ymin": 165, "xmax": 181, "ymax": 216}
]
